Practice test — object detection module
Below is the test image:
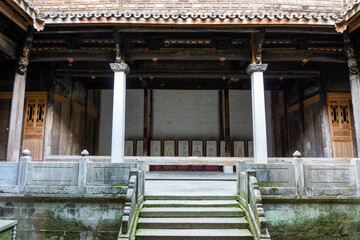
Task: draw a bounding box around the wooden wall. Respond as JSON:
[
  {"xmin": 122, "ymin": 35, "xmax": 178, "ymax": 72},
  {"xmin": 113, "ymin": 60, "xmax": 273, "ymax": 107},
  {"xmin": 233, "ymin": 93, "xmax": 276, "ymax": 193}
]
[
  {"xmin": 0, "ymin": 93, "xmax": 12, "ymax": 161},
  {"xmin": 44, "ymin": 77, "xmax": 99, "ymax": 157}
]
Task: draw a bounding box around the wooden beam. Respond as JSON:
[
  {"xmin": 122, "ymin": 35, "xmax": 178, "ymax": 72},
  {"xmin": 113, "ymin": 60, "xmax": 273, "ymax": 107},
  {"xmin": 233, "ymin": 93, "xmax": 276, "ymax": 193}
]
[
  {"xmin": 0, "ymin": 1, "xmax": 28, "ymax": 31},
  {"xmin": 30, "ymin": 48, "xmax": 346, "ymax": 63},
  {"xmin": 54, "ymin": 70, "xmax": 320, "ymax": 79},
  {"xmin": 0, "ymin": 33, "xmax": 17, "ymax": 58},
  {"xmin": 30, "ymin": 50, "xmax": 114, "ymax": 62}
]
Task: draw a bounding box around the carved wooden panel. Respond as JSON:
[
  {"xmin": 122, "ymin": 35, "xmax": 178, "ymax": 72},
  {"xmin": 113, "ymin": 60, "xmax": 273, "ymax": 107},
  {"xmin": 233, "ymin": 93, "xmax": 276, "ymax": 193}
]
[
  {"xmin": 22, "ymin": 92, "xmax": 48, "ymax": 161},
  {"xmin": 327, "ymin": 93, "xmax": 354, "ymax": 158},
  {"xmin": 23, "ymin": 92, "xmax": 47, "ymax": 139}
]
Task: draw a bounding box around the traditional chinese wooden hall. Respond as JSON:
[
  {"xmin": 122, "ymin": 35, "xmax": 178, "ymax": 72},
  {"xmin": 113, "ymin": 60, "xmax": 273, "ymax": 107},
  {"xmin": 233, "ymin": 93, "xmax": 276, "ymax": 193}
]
[{"xmin": 1, "ymin": 0, "xmax": 360, "ymax": 172}]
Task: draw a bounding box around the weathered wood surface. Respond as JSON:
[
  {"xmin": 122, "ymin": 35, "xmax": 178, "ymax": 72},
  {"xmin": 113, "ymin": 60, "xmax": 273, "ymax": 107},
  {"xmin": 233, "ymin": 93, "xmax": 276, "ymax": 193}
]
[
  {"xmin": 0, "ymin": 99, "xmax": 11, "ymax": 161},
  {"xmin": 7, "ymin": 74, "xmax": 27, "ymax": 162},
  {"xmin": 0, "ymin": 33, "xmax": 16, "ymax": 58},
  {"xmin": 30, "ymin": 49, "xmax": 345, "ymax": 63}
]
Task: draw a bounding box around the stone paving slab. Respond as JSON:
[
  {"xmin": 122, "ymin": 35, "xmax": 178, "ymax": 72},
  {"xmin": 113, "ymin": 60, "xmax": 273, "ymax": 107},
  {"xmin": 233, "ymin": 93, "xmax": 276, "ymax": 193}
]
[
  {"xmin": 145, "ymin": 180, "xmax": 236, "ymax": 196},
  {"xmin": 146, "ymin": 172, "xmax": 236, "ymax": 180}
]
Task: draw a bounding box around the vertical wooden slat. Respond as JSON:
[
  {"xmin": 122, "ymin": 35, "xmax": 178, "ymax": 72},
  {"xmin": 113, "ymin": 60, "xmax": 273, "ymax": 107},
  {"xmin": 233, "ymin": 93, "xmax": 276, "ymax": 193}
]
[
  {"xmin": 143, "ymin": 89, "xmax": 148, "ymax": 156},
  {"xmin": 218, "ymin": 90, "xmax": 224, "ymax": 141},
  {"xmin": 283, "ymin": 82, "xmax": 289, "ymax": 156},
  {"xmin": 148, "ymin": 89, "xmax": 153, "ymax": 156},
  {"xmin": 298, "ymin": 80, "xmax": 306, "ymax": 155},
  {"xmin": 319, "ymin": 63, "xmax": 332, "ymax": 157},
  {"xmin": 224, "ymin": 89, "xmax": 231, "ymax": 157}
]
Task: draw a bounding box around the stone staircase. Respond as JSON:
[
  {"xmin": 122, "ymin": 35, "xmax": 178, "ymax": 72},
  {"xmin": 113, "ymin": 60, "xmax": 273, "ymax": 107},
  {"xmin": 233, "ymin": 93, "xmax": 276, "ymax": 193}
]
[{"xmin": 135, "ymin": 195, "xmax": 253, "ymax": 240}]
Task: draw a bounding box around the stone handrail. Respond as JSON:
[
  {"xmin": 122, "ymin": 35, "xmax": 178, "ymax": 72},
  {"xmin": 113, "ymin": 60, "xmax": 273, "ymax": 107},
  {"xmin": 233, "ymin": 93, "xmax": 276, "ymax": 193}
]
[
  {"xmin": 44, "ymin": 155, "xmax": 355, "ymax": 165},
  {"xmin": 239, "ymin": 170, "xmax": 271, "ymax": 240},
  {"xmin": 0, "ymin": 220, "xmax": 17, "ymax": 240},
  {"xmin": 118, "ymin": 167, "xmax": 145, "ymax": 240}
]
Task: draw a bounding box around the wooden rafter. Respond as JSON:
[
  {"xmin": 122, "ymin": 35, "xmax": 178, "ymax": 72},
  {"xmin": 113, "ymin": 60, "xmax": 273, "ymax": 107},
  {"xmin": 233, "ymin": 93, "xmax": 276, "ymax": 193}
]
[{"xmin": 0, "ymin": 0, "xmax": 29, "ymax": 31}]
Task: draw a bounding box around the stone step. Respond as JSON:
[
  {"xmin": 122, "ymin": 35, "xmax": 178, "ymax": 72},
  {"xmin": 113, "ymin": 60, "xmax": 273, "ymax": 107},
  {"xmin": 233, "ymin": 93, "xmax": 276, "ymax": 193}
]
[
  {"xmin": 135, "ymin": 229, "xmax": 253, "ymax": 240},
  {"xmin": 145, "ymin": 195, "xmax": 236, "ymax": 201},
  {"xmin": 137, "ymin": 217, "xmax": 249, "ymax": 229},
  {"xmin": 140, "ymin": 207, "xmax": 244, "ymax": 218},
  {"xmin": 143, "ymin": 200, "xmax": 239, "ymax": 208}
]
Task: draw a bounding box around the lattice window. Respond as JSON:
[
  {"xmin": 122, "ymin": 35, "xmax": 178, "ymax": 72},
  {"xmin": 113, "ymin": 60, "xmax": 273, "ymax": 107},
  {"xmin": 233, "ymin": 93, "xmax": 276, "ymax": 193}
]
[
  {"xmin": 340, "ymin": 104, "xmax": 349, "ymax": 125},
  {"xmin": 330, "ymin": 103, "xmax": 339, "ymax": 124}
]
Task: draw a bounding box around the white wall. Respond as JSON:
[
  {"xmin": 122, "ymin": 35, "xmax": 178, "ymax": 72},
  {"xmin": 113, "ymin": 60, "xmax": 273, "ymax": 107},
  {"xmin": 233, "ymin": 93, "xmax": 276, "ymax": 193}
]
[
  {"xmin": 229, "ymin": 90, "xmax": 274, "ymax": 156},
  {"xmin": 98, "ymin": 89, "xmax": 143, "ymax": 155},
  {"xmin": 153, "ymin": 90, "xmax": 219, "ymax": 139},
  {"xmin": 98, "ymin": 89, "xmax": 274, "ymax": 156}
]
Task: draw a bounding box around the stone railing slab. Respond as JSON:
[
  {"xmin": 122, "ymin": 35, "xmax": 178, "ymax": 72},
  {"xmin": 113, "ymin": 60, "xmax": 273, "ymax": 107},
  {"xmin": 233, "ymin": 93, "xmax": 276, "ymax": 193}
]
[{"xmin": 0, "ymin": 163, "xmax": 18, "ymax": 193}]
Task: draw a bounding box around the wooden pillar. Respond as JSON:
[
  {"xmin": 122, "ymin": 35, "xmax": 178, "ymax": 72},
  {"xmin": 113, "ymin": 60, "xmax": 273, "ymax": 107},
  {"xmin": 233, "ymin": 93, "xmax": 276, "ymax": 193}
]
[
  {"xmin": 319, "ymin": 63, "xmax": 332, "ymax": 157},
  {"xmin": 7, "ymin": 29, "xmax": 33, "ymax": 162},
  {"xmin": 109, "ymin": 62, "xmax": 130, "ymax": 163},
  {"xmin": 283, "ymin": 85, "xmax": 290, "ymax": 156},
  {"xmin": 344, "ymin": 31, "xmax": 360, "ymax": 157},
  {"xmin": 149, "ymin": 89, "xmax": 154, "ymax": 155},
  {"xmin": 143, "ymin": 89, "xmax": 149, "ymax": 156},
  {"xmin": 218, "ymin": 90, "xmax": 224, "ymax": 141},
  {"xmin": 298, "ymin": 80, "xmax": 306, "ymax": 155},
  {"xmin": 224, "ymin": 89, "xmax": 231, "ymax": 157}
]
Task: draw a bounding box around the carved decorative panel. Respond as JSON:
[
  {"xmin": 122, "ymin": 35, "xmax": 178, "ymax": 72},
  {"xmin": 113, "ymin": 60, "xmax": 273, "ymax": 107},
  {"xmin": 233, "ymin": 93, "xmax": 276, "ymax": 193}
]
[
  {"xmin": 327, "ymin": 93, "xmax": 354, "ymax": 157},
  {"xmin": 23, "ymin": 92, "xmax": 48, "ymax": 139}
]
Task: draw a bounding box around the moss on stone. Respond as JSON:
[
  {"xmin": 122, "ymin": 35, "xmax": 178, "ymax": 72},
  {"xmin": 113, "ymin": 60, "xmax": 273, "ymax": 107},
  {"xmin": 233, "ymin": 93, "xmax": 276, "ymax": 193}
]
[
  {"xmin": 258, "ymin": 182, "xmax": 284, "ymax": 188},
  {"xmin": 268, "ymin": 212, "xmax": 354, "ymax": 240}
]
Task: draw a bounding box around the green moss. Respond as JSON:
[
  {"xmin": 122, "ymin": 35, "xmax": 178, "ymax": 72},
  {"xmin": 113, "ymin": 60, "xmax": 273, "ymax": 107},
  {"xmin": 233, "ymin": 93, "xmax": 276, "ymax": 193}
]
[
  {"xmin": 32, "ymin": 209, "xmax": 122, "ymax": 240},
  {"xmin": 268, "ymin": 212, "xmax": 354, "ymax": 240},
  {"xmin": 258, "ymin": 182, "xmax": 285, "ymax": 188}
]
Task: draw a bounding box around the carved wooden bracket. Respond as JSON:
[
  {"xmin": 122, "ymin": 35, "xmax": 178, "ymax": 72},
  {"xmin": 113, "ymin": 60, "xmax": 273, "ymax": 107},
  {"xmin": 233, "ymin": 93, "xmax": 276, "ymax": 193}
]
[
  {"xmin": 17, "ymin": 28, "xmax": 33, "ymax": 75},
  {"xmin": 344, "ymin": 31, "xmax": 359, "ymax": 77},
  {"xmin": 251, "ymin": 31, "xmax": 265, "ymax": 64}
]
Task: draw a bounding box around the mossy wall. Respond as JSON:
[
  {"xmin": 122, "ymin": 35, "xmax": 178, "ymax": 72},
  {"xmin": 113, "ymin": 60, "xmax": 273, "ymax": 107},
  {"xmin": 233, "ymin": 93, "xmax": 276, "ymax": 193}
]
[
  {"xmin": 264, "ymin": 202, "xmax": 360, "ymax": 240},
  {"xmin": 0, "ymin": 198, "xmax": 124, "ymax": 240}
]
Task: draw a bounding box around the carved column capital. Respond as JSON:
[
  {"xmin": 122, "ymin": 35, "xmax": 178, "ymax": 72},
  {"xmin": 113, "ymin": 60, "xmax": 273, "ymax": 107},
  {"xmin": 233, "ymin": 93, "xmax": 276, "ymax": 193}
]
[
  {"xmin": 110, "ymin": 62, "xmax": 130, "ymax": 74},
  {"xmin": 246, "ymin": 64, "xmax": 268, "ymax": 74}
]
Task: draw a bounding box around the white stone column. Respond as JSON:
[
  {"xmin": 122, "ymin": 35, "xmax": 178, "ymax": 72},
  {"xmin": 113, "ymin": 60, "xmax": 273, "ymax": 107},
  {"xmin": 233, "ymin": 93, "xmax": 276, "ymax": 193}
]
[
  {"xmin": 246, "ymin": 64, "xmax": 268, "ymax": 164},
  {"xmin": 109, "ymin": 62, "xmax": 130, "ymax": 163}
]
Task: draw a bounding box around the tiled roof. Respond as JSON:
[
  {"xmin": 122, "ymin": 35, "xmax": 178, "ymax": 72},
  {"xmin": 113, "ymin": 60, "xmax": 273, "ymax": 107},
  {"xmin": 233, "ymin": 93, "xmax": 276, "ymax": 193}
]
[{"xmin": 40, "ymin": 11, "xmax": 339, "ymax": 26}]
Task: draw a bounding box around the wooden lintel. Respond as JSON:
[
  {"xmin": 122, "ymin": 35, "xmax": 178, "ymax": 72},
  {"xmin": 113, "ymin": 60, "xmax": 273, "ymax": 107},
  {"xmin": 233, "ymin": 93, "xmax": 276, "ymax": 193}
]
[
  {"xmin": 0, "ymin": 33, "xmax": 17, "ymax": 58},
  {"xmin": 54, "ymin": 70, "xmax": 319, "ymax": 79},
  {"xmin": 0, "ymin": 1, "xmax": 28, "ymax": 31},
  {"xmin": 30, "ymin": 50, "xmax": 114, "ymax": 62},
  {"xmin": 30, "ymin": 48, "xmax": 345, "ymax": 63}
]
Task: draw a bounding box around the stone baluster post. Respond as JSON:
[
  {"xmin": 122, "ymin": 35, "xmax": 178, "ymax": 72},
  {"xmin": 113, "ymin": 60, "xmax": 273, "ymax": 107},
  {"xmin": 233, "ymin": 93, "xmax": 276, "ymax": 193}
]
[
  {"xmin": 293, "ymin": 150, "xmax": 305, "ymax": 196},
  {"xmin": 78, "ymin": 149, "xmax": 89, "ymax": 194},
  {"xmin": 110, "ymin": 62, "xmax": 130, "ymax": 163},
  {"xmin": 18, "ymin": 149, "xmax": 31, "ymax": 193},
  {"xmin": 246, "ymin": 64, "xmax": 268, "ymax": 163}
]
